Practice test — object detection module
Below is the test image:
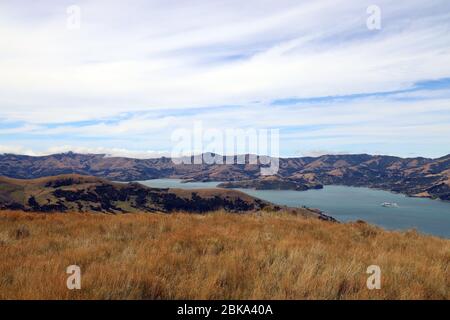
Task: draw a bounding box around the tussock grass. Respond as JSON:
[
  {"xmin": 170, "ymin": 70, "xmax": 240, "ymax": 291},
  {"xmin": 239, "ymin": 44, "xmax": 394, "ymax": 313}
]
[{"xmin": 0, "ymin": 210, "xmax": 448, "ymax": 300}]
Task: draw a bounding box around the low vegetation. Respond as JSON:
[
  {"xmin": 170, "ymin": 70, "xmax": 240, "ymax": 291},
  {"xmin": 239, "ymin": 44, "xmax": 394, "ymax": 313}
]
[
  {"xmin": 0, "ymin": 210, "xmax": 448, "ymax": 299},
  {"xmin": 0, "ymin": 174, "xmax": 273, "ymax": 214}
]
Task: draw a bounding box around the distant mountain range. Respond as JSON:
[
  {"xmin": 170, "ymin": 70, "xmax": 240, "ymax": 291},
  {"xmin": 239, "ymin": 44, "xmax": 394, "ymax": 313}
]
[{"xmin": 0, "ymin": 152, "xmax": 449, "ymax": 200}]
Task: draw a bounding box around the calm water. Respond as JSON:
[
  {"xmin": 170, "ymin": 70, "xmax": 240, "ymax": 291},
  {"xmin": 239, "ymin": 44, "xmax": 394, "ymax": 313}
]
[{"xmin": 138, "ymin": 179, "xmax": 450, "ymax": 238}]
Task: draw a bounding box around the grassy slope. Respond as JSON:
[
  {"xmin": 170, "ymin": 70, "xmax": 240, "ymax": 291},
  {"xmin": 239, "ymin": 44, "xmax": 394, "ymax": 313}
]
[
  {"xmin": 0, "ymin": 175, "xmax": 113, "ymax": 206},
  {"xmin": 0, "ymin": 210, "xmax": 448, "ymax": 300},
  {"xmin": 0, "ymin": 174, "xmax": 285, "ymax": 214}
]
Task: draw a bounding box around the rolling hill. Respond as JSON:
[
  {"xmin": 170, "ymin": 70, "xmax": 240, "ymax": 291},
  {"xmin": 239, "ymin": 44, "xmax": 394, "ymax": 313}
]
[
  {"xmin": 0, "ymin": 174, "xmax": 333, "ymax": 220},
  {"xmin": 0, "ymin": 152, "xmax": 449, "ymax": 200}
]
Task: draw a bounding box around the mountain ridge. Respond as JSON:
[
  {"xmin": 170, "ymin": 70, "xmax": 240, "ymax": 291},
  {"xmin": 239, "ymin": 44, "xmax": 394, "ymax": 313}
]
[{"xmin": 0, "ymin": 152, "xmax": 449, "ymax": 200}]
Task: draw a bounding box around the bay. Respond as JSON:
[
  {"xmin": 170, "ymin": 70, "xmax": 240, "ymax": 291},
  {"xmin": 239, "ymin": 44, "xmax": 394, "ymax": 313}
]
[{"xmin": 138, "ymin": 179, "xmax": 450, "ymax": 238}]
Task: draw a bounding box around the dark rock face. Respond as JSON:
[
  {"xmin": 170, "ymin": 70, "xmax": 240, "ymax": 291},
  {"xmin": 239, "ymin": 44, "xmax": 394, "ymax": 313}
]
[
  {"xmin": 0, "ymin": 152, "xmax": 449, "ymax": 200},
  {"xmin": 27, "ymin": 196, "xmax": 67, "ymax": 212},
  {"xmin": 426, "ymin": 183, "xmax": 450, "ymax": 200}
]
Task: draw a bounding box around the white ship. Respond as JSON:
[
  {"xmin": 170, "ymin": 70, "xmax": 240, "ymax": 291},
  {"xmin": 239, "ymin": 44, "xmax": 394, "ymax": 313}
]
[{"xmin": 381, "ymin": 202, "xmax": 399, "ymax": 208}]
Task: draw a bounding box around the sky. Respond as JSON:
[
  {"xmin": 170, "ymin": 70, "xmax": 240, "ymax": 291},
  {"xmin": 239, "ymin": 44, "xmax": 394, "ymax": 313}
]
[{"xmin": 0, "ymin": 0, "xmax": 450, "ymax": 159}]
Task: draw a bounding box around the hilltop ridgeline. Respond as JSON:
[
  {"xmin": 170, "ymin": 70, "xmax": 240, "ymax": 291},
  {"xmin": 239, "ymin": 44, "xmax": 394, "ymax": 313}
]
[
  {"xmin": 0, "ymin": 174, "xmax": 334, "ymax": 220},
  {"xmin": 0, "ymin": 152, "xmax": 449, "ymax": 200}
]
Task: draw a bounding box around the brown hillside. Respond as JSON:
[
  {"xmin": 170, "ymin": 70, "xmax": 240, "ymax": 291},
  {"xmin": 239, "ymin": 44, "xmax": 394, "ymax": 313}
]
[
  {"xmin": 0, "ymin": 174, "xmax": 332, "ymax": 220},
  {"xmin": 0, "ymin": 211, "xmax": 448, "ymax": 299},
  {"xmin": 1, "ymin": 152, "xmax": 449, "ymax": 200}
]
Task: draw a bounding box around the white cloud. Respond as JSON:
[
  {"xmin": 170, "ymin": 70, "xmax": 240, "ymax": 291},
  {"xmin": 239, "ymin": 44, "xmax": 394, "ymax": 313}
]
[
  {"xmin": 1, "ymin": 1, "xmax": 449, "ymax": 120},
  {"xmin": 0, "ymin": 144, "xmax": 170, "ymax": 159},
  {"xmin": 0, "ymin": 0, "xmax": 449, "ymax": 157},
  {"xmin": 0, "ymin": 145, "xmax": 39, "ymax": 156}
]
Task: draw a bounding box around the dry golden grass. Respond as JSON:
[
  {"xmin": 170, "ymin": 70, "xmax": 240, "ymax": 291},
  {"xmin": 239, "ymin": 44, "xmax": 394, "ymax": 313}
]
[{"xmin": 0, "ymin": 210, "xmax": 448, "ymax": 300}]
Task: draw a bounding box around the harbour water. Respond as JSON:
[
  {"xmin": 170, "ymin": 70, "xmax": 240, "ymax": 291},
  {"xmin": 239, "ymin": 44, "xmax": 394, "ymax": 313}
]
[{"xmin": 138, "ymin": 179, "xmax": 450, "ymax": 238}]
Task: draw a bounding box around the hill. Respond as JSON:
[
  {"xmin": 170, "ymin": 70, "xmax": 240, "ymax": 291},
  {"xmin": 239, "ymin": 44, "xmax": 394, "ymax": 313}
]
[
  {"xmin": 217, "ymin": 175, "xmax": 324, "ymax": 190},
  {"xmin": 0, "ymin": 152, "xmax": 449, "ymax": 200},
  {"xmin": 0, "ymin": 174, "xmax": 332, "ymax": 220},
  {"xmin": 0, "ymin": 210, "xmax": 448, "ymax": 299},
  {"xmin": 0, "ymin": 152, "xmax": 450, "ymax": 200}
]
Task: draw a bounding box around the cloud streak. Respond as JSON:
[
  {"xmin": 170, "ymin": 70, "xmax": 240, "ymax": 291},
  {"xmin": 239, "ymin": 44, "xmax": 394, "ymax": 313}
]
[{"xmin": 0, "ymin": 0, "xmax": 449, "ymax": 157}]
